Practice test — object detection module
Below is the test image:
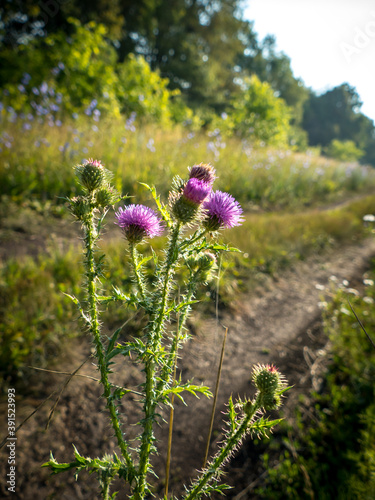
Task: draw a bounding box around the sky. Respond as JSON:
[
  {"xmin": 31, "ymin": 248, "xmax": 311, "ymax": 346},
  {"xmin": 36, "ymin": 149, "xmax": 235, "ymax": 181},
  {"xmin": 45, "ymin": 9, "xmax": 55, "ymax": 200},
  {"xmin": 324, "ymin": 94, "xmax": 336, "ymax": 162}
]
[{"xmin": 243, "ymin": 0, "xmax": 375, "ymax": 122}]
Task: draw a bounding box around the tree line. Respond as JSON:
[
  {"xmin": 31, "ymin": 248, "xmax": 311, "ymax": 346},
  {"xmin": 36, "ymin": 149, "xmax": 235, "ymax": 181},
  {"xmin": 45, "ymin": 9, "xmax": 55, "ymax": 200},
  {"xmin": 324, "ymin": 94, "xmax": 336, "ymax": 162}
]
[{"xmin": 1, "ymin": 0, "xmax": 374, "ymax": 164}]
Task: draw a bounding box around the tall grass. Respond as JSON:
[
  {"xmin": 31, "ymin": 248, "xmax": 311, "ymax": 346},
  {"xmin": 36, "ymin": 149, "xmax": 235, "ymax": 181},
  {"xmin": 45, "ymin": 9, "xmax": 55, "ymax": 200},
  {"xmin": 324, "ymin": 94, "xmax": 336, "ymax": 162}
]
[{"xmin": 1, "ymin": 116, "xmax": 374, "ymax": 210}]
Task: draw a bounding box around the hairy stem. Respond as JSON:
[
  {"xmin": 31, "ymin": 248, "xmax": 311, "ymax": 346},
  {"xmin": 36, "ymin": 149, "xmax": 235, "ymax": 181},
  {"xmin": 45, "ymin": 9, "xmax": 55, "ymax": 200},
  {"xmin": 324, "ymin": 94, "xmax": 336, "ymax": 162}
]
[
  {"xmin": 130, "ymin": 242, "xmax": 148, "ymax": 304},
  {"xmin": 85, "ymin": 207, "xmax": 135, "ymax": 481},
  {"xmin": 183, "ymin": 400, "xmax": 260, "ymax": 500},
  {"xmin": 135, "ymin": 223, "xmax": 182, "ymax": 499}
]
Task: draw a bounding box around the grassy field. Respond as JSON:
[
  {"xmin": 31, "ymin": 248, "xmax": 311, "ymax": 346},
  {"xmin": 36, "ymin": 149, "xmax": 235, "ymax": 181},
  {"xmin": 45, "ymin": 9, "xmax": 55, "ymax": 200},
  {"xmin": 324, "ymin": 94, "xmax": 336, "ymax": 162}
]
[
  {"xmin": 1, "ymin": 115, "xmax": 375, "ymax": 386},
  {"xmin": 1, "ymin": 116, "xmax": 374, "ymax": 210}
]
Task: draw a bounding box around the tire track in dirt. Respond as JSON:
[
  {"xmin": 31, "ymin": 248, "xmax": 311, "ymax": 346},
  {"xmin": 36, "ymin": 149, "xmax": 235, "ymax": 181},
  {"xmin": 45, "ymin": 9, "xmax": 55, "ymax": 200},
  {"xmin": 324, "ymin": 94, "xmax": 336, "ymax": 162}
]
[{"xmin": 153, "ymin": 236, "xmax": 375, "ymax": 496}]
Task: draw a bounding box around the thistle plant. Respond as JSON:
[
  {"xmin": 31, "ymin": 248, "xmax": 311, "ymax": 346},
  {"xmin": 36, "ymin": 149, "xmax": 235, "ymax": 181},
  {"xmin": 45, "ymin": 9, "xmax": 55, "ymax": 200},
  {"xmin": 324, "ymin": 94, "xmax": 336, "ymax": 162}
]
[{"xmin": 42, "ymin": 160, "xmax": 289, "ymax": 499}]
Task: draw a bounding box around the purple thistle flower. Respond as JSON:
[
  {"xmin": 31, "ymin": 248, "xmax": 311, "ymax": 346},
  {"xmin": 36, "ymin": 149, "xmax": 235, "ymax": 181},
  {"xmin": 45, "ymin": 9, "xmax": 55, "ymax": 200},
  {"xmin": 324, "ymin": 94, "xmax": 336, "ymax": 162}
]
[
  {"xmin": 115, "ymin": 204, "xmax": 163, "ymax": 243},
  {"xmin": 183, "ymin": 178, "xmax": 212, "ymax": 205},
  {"xmin": 203, "ymin": 190, "xmax": 244, "ymax": 230}
]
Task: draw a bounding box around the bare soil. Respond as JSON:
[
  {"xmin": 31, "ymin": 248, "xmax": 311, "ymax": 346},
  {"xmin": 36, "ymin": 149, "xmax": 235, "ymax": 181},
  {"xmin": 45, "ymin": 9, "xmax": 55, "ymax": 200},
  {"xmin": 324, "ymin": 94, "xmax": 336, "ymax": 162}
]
[{"xmin": 1, "ymin": 207, "xmax": 375, "ymax": 499}]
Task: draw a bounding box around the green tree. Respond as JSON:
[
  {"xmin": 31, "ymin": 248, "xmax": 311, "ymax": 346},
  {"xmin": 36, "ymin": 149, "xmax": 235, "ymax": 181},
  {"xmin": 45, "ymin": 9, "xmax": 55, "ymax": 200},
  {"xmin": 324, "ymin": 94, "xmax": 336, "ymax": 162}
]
[
  {"xmin": 303, "ymin": 83, "xmax": 375, "ymax": 165},
  {"xmin": 325, "ymin": 139, "xmax": 364, "ymax": 162},
  {"xmin": 240, "ymin": 35, "xmax": 309, "ymax": 126},
  {"xmin": 228, "ymin": 74, "xmax": 291, "ymax": 146}
]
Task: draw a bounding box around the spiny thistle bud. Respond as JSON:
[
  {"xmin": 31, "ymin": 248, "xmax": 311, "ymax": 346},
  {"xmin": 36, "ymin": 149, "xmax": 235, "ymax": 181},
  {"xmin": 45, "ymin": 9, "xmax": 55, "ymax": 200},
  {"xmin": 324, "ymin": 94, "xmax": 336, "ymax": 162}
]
[
  {"xmin": 243, "ymin": 400, "xmax": 254, "ymax": 417},
  {"xmin": 187, "ymin": 251, "xmax": 217, "ymax": 282},
  {"xmin": 252, "ymin": 364, "xmax": 285, "ymax": 394},
  {"xmin": 95, "ymin": 186, "xmax": 118, "ymax": 208},
  {"xmin": 189, "ymin": 163, "xmax": 217, "ymax": 185},
  {"xmin": 197, "ymin": 251, "xmax": 216, "ymax": 272},
  {"xmin": 69, "ymin": 196, "xmax": 91, "ymax": 221},
  {"xmin": 170, "ymin": 175, "xmax": 185, "ymax": 195},
  {"xmin": 259, "ymin": 392, "xmax": 282, "ymax": 411},
  {"xmin": 171, "ymin": 178, "xmax": 212, "ymax": 224},
  {"xmin": 76, "ymin": 159, "xmax": 106, "ymax": 192}
]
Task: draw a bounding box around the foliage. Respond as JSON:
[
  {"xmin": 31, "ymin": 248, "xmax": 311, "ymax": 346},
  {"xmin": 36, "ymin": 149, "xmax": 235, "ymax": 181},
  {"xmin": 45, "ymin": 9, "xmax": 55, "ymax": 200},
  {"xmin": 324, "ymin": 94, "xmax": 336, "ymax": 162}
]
[
  {"xmin": 0, "ymin": 247, "xmax": 82, "ymax": 385},
  {"xmin": 2, "ymin": 2, "xmax": 375, "ymax": 161},
  {"xmin": 1, "ymin": 113, "xmax": 374, "ymax": 210},
  {"xmin": 116, "ymin": 54, "xmax": 185, "ymax": 123},
  {"xmin": 325, "ymin": 139, "xmax": 364, "ymax": 162},
  {"xmin": 256, "ymin": 265, "xmax": 375, "ymax": 498},
  {"xmin": 303, "ymin": 83, "xmax": 375, "ymax": 166},
  {"xmin": 0, "ymin": 19, "xmax": 188, "ymax": 123},
  {"xmin": 227, "ymin": 75, "xmax": 292, "ymax": 146}
]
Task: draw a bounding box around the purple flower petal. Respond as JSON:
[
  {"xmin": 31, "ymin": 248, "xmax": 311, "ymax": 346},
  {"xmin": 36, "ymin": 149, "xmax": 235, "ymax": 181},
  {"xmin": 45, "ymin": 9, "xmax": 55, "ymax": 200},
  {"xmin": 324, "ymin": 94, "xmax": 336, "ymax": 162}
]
[
  {"xmin": 203, "ymin": 191, "xmax": 244, "ymax": 230},
  {"xmin": 115, "ymin": 204, "xmax": 163, "ymax": 243},
  {"xmin": 183, "ymin": 178, "xmax": 212, "ymax": 205}
]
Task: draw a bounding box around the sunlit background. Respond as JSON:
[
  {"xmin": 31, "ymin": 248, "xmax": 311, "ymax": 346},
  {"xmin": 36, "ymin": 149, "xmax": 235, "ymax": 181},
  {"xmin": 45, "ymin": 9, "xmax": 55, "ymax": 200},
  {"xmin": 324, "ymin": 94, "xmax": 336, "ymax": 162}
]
[
  {"xmin": 245, "ymin": 0, "xmax": 375, "ymax": 121},
  {"xmin": 1, "ymin": 2, "xmax": 375, "ymax": 499}
]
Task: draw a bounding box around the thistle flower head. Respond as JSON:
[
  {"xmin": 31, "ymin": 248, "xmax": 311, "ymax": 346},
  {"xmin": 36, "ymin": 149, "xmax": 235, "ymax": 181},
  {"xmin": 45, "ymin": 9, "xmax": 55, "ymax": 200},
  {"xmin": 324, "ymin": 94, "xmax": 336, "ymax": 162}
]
[
  {"xmin": 183, "ymin": 178, "xmax": 212, "ymax": 204},
  {"xmin": 171, "ymin": 179, "xmax": 212, "ymax": 224},
  {"xmin": 203, "ymin": 190, "xmax": 244, "ymax": 231},
  {"xmin": 189, "ymin": 163, "xmax": 217, "ymax": 185},
  {"xmin": 115, "ymin": 204, "xmax": 163, "ymax": 243}
]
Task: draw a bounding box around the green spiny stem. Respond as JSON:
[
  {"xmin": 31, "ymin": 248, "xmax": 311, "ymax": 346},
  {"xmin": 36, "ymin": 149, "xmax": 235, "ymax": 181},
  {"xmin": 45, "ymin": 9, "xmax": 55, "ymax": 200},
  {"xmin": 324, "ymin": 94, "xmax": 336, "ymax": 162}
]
[
  {"xmin": 182, "ymin": 399, "xmax": 260, "ymax": 500},
  {"xmin": 156, "ymin": 280, "xmax": 197, "ymax": 397},
  {"xmin": 129, "ymin": 243, "xmax": 148, "ymax": 304},
  {"xmin": 85, "ymin": 207, "xmax": 135, "ymax": 481},
  {"xmin": 135, "ymin": 223, "xmax": 182, "ymax": 500},
  {"xmin": 152, "ymin": 222, "xmax": 182, "ymax": 349},
  {"xmin": 101, "ymin": 475, "xmax": 111, "ymax": 500}
]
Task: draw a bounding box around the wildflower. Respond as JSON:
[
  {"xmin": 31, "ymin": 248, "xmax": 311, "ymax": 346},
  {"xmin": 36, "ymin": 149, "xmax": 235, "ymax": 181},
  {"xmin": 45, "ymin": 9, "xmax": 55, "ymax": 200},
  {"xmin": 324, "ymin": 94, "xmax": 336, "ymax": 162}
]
[
  {"xmin": 363, "ymin": 296, "xmax": 374, "ymax": 304},
  {"xmin": 146, "ymin": 138, "xmax": 155, "ymax": 152},
  {"xmin": 115, "ymin": 204, "xmax": 163, "ymax": 243},
  {"xmin": 183, "ymin": 178, "xmax": 211, "ymax": 204},
  {"xmin": 189, "ymin": 163, "xmax": 216, "ymax": 184},
  {"xmin": 171, "ymin": 178, "xmax": 212, "ymax": 223},
  {"xmin": 203, "ymin": 190, "xmax": 243, "ymax": 231},
  {"xmin": 21, "ymin": 73, "xmax": 31, "ymax": 85}
]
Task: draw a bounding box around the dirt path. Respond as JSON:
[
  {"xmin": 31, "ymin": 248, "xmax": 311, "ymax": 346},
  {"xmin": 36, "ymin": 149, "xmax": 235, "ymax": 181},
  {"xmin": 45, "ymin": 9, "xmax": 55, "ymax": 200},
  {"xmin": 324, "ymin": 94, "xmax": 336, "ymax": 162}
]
[{"xmin": 1, "ymin": 233, "xmax": 375, "ymax": 499}]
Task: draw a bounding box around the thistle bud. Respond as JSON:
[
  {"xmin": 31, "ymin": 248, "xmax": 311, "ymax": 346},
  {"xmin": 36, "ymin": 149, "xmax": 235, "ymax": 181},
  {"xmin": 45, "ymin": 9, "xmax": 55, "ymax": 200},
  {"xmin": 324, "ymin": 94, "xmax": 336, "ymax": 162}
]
[
  {"xmin": 76, "ymin": 159, "xmax": 106, "ymax": 192},
  {"xmin": 189, "ymin": 163, "xmax": 217, "ymax": 185},
  {"xmin": 252, "ymin": 364, "xmax": 285, "ymax": 394},
  {"xmin": 197, "ymin": 251, "xmax": 216, "ymax": 272},
  {"xmin": 69, "ymin": 196, "xmax": 91, "ymax": 221},
  {"xmin": 259, "ymin": 392, "xmax": 282, "ymax": 411},
  {"xmin": 95, "ymin": 186, "xmax": 118, "ymax": 208}
]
